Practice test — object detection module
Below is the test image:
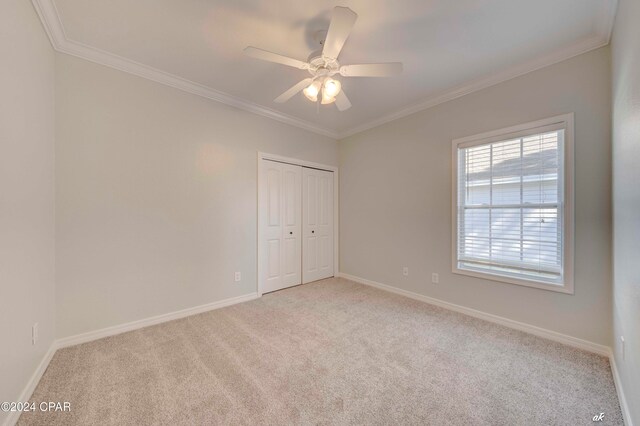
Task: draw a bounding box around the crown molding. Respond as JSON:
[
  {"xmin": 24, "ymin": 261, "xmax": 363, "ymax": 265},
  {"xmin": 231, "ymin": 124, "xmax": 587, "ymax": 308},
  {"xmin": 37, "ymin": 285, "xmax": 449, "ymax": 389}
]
[
  {"xmin": 31, "ymin": 0, "xmax": 69, "ymax": 51},
  {"xmin": 597, "ymin": 0, "xmax": 619, "ymax": 44},
  {"xmin": 336, "ymin": 35, "xmax": 612, "ymax": 139},
  {"xmin": 33, "ymin": 0, "xmax": 618, "ymax": 141},
  {"xmin": 30, "ymin": 0, "xmax": 340, "ymax": 139},
  {"xmin": 335, "ymin": 0, "xmax": 618, "ymax": 139}
]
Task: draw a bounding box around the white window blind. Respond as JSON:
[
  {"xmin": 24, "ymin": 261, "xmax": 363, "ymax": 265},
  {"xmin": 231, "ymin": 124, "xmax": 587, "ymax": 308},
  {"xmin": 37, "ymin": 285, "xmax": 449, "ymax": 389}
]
[{"xmin": 455, "ymin": 125, "xmax": 566, "ymax": 285}]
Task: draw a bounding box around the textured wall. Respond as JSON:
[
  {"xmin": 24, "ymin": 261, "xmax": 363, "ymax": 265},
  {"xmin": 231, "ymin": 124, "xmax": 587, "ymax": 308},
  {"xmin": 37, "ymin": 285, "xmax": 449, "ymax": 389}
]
[
  {"xmin": 55, "ymin": 54, "xmax": 338, "ymax": 338},
  {"xmin": 611, "ymin": 0, "xmax": 640, "ymax": 422},
  {"xmin": 339, "ymin": 47, "xmax": 612, "ymax": 345},
  {"xmin": 0, "ymin": 0, "xmax": 56, "ymax": 423}
]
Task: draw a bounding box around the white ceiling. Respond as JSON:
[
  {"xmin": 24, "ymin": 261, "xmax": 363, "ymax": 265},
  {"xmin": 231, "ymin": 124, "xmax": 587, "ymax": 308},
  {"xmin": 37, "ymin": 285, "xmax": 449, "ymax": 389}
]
[{"xmin": 35, "ymin": 0, "xmax": 616, "ymax": 138}]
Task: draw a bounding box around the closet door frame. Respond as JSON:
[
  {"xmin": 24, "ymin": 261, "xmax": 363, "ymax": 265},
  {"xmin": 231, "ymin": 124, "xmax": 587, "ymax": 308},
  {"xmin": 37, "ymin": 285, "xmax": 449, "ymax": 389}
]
[{"xmin": 257, "ymin": 152, "xmax": 339, "ymax": 297}]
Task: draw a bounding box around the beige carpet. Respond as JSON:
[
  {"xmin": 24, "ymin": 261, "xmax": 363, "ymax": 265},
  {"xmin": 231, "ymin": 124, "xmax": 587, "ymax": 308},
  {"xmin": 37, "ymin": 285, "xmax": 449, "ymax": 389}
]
[{"xmin": 19, "ymin": 278, "xmax": 623, "ymax": 425}]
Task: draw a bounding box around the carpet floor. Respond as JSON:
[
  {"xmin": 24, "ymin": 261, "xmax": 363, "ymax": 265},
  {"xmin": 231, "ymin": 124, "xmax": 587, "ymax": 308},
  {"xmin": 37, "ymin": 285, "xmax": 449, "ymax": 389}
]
[{"xmin": 19, "ymin": 278, "xmax": 623, "ymax": 425}]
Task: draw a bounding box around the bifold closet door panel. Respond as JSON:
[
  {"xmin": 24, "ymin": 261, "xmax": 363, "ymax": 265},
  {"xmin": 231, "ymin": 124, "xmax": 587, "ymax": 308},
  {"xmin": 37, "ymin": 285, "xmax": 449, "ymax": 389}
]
[
  {"xmin": 260, "ymin": 160, "xmax": 302, "ymax": 293},
  {"xmin": 302, "ymin": 168, "xmax": 334, "ymax": 284}
]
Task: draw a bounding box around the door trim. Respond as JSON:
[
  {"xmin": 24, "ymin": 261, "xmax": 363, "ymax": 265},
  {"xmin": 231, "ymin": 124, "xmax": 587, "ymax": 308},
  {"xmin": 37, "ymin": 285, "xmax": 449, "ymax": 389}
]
[{"xmin": 257, "ymin": 152, "xmax": 339, "ymax": 296}]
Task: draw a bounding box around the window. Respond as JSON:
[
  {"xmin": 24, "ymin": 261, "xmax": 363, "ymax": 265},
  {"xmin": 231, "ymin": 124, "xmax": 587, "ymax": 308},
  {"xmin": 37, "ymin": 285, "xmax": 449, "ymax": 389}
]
[{"xmin": 452, "ymin": 114, "xmax": 574, "ymax": 293}]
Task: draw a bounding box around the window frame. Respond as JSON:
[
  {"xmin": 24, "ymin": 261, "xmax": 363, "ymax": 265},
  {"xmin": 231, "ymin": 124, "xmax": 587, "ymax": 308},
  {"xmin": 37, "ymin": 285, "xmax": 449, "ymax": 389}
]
[{"xmin": 451, "ymin": 113, "xmax": 574, "ymax": 294}]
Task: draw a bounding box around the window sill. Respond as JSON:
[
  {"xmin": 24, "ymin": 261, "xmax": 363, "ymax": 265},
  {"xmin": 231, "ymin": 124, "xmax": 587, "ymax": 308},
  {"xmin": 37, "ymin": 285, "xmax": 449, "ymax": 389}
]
[{"xmin": 452, "ymin": 266, "xmax": 574, "ymax": 294}]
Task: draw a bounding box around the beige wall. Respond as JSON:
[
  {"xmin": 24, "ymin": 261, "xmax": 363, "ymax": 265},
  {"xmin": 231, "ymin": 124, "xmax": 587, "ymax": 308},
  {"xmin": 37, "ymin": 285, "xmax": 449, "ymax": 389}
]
[
  {"xmin": 611, "ymin": 0, "xmax": 640, "ymax": 422},
  {"xmin": 55, "ymin": 54, "xmax": 338, "ymax": 338},
  {"xmin": 339, "ymin": 47, "xmax": 612, "ymax": 345},
  {"xmin": 0, "ymin": 0, "xmax": 56, "ymax": 422}
]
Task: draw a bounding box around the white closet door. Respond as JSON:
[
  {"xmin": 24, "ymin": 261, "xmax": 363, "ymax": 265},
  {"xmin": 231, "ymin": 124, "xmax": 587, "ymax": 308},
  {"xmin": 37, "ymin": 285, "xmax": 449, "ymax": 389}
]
[
  {"xmin": 302, "ymin": 168, "xmax": 334, "ymax": 284},
  {"xmin": 260, "ymin": 160, "xmax": 302, "ymax": 293}
]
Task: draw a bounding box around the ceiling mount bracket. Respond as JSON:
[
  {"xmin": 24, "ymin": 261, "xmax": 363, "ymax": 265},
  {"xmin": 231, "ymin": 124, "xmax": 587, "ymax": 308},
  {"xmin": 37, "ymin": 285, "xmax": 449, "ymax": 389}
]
[{"xmin": 313, "ymin": 30, "xmax": 328, "ymax": 47}]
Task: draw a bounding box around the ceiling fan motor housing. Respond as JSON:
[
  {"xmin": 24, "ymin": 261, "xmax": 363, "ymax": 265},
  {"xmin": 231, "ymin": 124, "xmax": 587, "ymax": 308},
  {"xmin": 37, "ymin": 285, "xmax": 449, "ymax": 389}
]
[{"xmin": 307, "ymin": 50, "xmax": 339, "ymax": 78}]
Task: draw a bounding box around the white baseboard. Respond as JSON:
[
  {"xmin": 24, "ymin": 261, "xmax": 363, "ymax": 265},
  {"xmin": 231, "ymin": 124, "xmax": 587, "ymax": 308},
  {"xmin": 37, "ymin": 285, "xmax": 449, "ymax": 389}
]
[
  {"xmin": 6, "ymin": 282, "xmax": 631, "ymax": 426},
  {"xmin": 610, "ymin": 352, "xmax": 634, "ymax": 426},
  {"xmin": 337, "ymin": 272, "xmax": 611, "ymax": 357},
  {"xmin": 56, "ymin": 292, "xmax": 259, "ymax": 349},
  {"xmin": 2, "ymin": 344, "xmax": 57, "ymax": 426},
  {"xmin": 338, "ymin": 272, "xmax": 639, "ymax": 420},
  {"xmin": 3, "ymin": 292, "xmax": 259, "ymax": 426}
]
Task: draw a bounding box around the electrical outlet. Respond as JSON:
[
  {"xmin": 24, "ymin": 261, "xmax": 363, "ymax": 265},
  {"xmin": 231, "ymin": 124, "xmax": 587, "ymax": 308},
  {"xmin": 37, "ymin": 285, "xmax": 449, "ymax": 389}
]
[
  {"xmin": 32, "ymin": 323, "xmax": 38, "ymax": 345},
  {"xmin": 234, "ymin": 272, "xmax": 241, "ymax": 282},
  {"xmin": 431, "ymin": 273, "xmax": 439, "ymax": 284},
  {"xmin": 621, "ymin": 336, "xmax": 625, "ymax": 360},
  {"xmin": 402, "ymin": 267, "xmax": 409, "ymax": 276}
]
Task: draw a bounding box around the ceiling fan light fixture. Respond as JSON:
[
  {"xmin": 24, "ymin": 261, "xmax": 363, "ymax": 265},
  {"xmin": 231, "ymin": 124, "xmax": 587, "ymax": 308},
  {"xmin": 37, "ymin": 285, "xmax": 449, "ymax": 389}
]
[
  {"xmin": 323, "ymin": 78, "xmax": 341, "ymax": 98},
  {"xmin": 303, "ymin": 80, "xmax": 322, "ymax": 102},
  {"xmin": 321, "ymin": 91, "xmax": 336, "ymax": 105}
]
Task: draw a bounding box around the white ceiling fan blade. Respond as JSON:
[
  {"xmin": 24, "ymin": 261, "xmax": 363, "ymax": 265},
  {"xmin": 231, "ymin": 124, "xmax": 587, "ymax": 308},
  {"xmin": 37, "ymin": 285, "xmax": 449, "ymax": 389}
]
[
  {"xmin": 244, "ymin": 47, "xmax": 309, "ymax": 70},
  {"xmin": 339, "ymin": 63, "xmax": 403, "ymax": 77},
  {"xmin": 274, "ymin": 78, "xmax": 313, "ymax": 103},
  {"xmin": 322, "ymin": 7, "xmax": 358, "ymax": 60},
  {"xmin": 335, "ymin": 90, "xmax": 352, "ymax": 111}
]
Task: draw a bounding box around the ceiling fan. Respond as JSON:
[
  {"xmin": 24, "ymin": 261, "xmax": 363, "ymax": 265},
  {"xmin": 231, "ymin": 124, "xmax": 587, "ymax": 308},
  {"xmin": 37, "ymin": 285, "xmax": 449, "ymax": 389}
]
[{"xmin": 244, "ymin": 6, "xmax": 403, "ymax": 111}]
